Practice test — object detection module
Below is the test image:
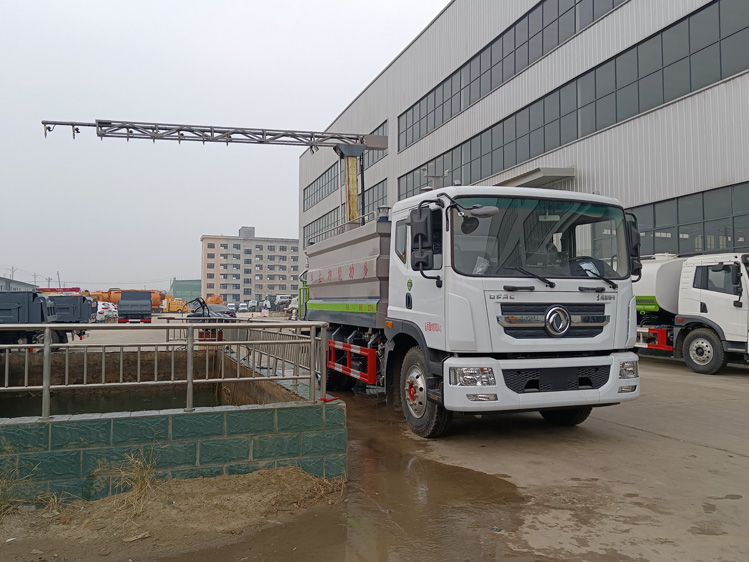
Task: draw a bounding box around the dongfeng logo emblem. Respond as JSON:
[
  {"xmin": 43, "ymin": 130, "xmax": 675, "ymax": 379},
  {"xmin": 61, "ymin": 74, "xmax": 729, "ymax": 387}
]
[{"xmin": 545, "ymin": 306, "xmax": 571, "ymax": 337}]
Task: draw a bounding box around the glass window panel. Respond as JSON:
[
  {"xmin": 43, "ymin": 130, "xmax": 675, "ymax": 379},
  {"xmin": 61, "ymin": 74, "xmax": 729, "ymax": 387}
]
[
  {"xmin": 491, "ymin": 63, "xmax": 503, "ymax": 89},
  {"xmin": 559, "ymin": 0, "xmax": 574, "ymax": 13},
  {"xmin": 690, "ymin": 44, "xmax": 721, "ymax": 90},
  {"xmin": 559, "ymin": 9, "xmax": 576, "ymax": 44},
  {"xmin": 705, "ymin": 218, "xmax": 732, "ymax": 251},
  {"xmin": 504, "ymin": 114, "xmax": 516, "ymax": 141},
  {"xmin": 578, "ymin": 70, "xmax": 595, "ymax": 105},
  {"xmin": 480, "ymin": 47, "xmax": 491, "ymax": 74},
  {"xmin": 515, "ymin": 109, "xmax": 528, "ymax": 137},
  {"xmin": 481, "ymin": 130, "xmax": 492, "ymax": 155},
  {"xmin": 704, "ymin": 187, "xmax": 732, "ymax": 219},
  {"xmin": 577, "ymin": 0, "xmax": 594, "ymax": 29},
  {"xmin": 734, "ymin": 214, "xmax": 749, "ymax": 249},
  {"xmin": 504, "ymin": 141, "xmax": 517, "ymax": 167},
  {"xmin": 452, "ymin": 147, "xmax": 462, "ymax": 168},
  {"xmin": 503, "ymin": 27, "xmax": 515, "ymax": 53},
  {"xmin": 616, "ymin": 82, "xmax": 639, "ymax": 122},
  {"xmin": 654, "ymin": 227, "xmax": 678, "ymax": 253},
  {"xmin": 616, "ymin": 48, "xmax": 638, "ymax": 88},
  {"xmin": 596, "ymin": 60, "xmax": 616, "ymax": 98},
  {"xmin": 560, "ymin": 82, "xmax": 576, "ymax": 115},
  {"xmin": 452, "ymin": 72, "xmax": 461, "ymax": 94},
  {"xmin": 530, "ymin": 128, "xmax": 545, "ymax": 157},
  {"xmin": 578, "ymin": 102, "xmax": 596, "ymax": 137},
  {"xmin": 492, "ymin": 123, "xmax": 503, "ymax": 148},
  {"xmin": 544, "ymin": 0, "xmax": 558, "ymax": 26},
  {"xmin": 516, "ymin": 16, "xmax": 529, "ymax": 44},
  {"xmin": 529, "ymin": 33, "xmax": 543, "ymax": 64},
  {"xmin": 463, "ymin": 141, "xmax": 472, "ymax": 163},
  {"xmin": 639, "ymin": 70, "xmax": 664, "ymax": 112},
  {"xmin": 690, "ymin": 3, "xmax": 720, "ymax": 53},
  {"xmin": 491, "ymin": 39, "xmax": 502, "ymax": 65},
  {"xmin": 638, "ymin": 35, "xmax": 662, "ymax": 77},
  {"xmin": 461, "ymin": 87, "xmax": 470, "ymax": 111},
  {"xmin": 435, "ymin": 106, "xmax": 443, "ymax": 127},
  {"xmin": 434, "ymin": 84, "xmax": 443, "ymax": 105},
  {"xmin": 560, "ymin": 111, "xmax": 577, "ymax": 145},
  {"xmin": 545, "ymin": 120, "xmax": 560, "ymax": 151},
  {"xmin": 640, "ymin": 231, "xmax": 655, "ymax": 256},
  {"xmin": 461, "ymin": 163, "xmax": 471, "ymax": 185},
  {"xmin": 427, "ymin": 111, "xmax": 434, "ymax": 132},
  {"xmin": 480, "ymin": 72, "xmax": 491, "ymax": 96},
  {"xmin": 516, "ymin": 42, "xmax": 529, "ymax": 72},
  {"xmin": 596, "ymin": 92, "xmax": 616, "ymax": 130},
  {"xmin": 503, "ymin": 54, "xmax": 515, "ymax": 81},
  {"xmin": 663, "ymin": 58, "xmax": 690, "ymax": 103},
  {"xmin": 632, "ymin": 205, "xmax": 654, "ymax": 230},
  {"xmin": 529, "ymin": 5, "xmax": 543, "ymax": 37},
  {"xmin": 721, "ymin": 27, "xmax": 749, "ymax": 78},
  {"xmin": 471, "ymin": 159, "xmax": 481, "ymax": 183},
  {"xmin": 655, "ymin": 199, "xmax": 677, "ymax": 227},
  {"xmin": 481, "ymin": 154, "xmax": 492, "ymax": 179},
  {"xmin": 492, "ymin": 148, "xmax": 504, "ymax": 173},
  {"xmin": 678, "ymin": 193, "xmax": 704, "ymax": 223},
  {"xmin": 470, "ymin": 57, "xmax": 481, "ymax": 81},
  {"xmin": 530, "ymin": 100, "xmax": 544, "ymax": 130},
  {"xmin": 461, "ymin": 65, "xmax": 470, "ymax": 88},
  {"xmin": 517, "ymin": 134, "xmax": 530, "ymax": 162},
  {"xmin": 543, "ymin": 20, "xmax": 559, "ymax": 54},
  {"xmin": 593, "ymin": 0, "xmax": 613, "ymax": 20},
  {"xmin": 679, "ymin": 223, "xmax": 704, "ymax": 254},
  {"xmin": 470, "ymin": 81, "xmax": 480, "ymax": 104},
  {"xmin": 733, "ymin": 182, "xmax": 749, "ymax": 214},
  {"xmin": 721, "ymin": 0, "xmax": 749, "ymax": 38},
  {"xmin": 427, "ymin": 91, "xmax": 435, "ymax": 112},
  {"xmin": 544, "ymin": 90, "xmax": 560, "ymax": 122},
  {"xmin": 663, "ymin": 20, "xmax": 689, "ymax": 66}
]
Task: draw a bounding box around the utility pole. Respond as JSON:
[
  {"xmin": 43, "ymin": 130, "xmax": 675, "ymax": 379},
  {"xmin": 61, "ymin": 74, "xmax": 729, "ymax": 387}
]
[
  {"xmin": 46, "ymin": 276, "xmax": 53, "ymax": 287},
  {"xmin": 33, "ymin": 273, "xmax": 38, "ymax": 286},
  {"xmin": 57, "ymin": 271, "xmax": 61, "ymax": 288},
  {"xmin": 10, "ymin": 266, "xmax": 16, "ymax": 280}
]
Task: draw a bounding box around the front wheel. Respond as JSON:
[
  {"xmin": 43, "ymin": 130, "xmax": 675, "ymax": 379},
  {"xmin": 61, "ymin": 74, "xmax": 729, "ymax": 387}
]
[
  {"xmin": 400, "ymin": 347, "xmax": 452, "ymax": 438},
  {"xmin": 682, "ymin": 328, "xmax": 727, "ymax": 374},
  {"xmin": 540, "ymin": 406, "xmax": 592, "ymax": 426}
]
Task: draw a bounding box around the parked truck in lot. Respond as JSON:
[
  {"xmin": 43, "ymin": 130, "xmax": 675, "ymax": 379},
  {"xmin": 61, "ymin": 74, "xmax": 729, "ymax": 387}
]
[
  {"xmin": 305, "ymin": 185, "xmax": 642, "ymax": 437},
  {"xmin": 117, "ymin": 291, "xmax": 152, "ymax": 323},
  {"xmin": 634, "ymin": 253, "xmax": 749, "ymax": 374},
  {"xmin": 0, "ymin": 292, "xmax": 95, "ymax": 344}
]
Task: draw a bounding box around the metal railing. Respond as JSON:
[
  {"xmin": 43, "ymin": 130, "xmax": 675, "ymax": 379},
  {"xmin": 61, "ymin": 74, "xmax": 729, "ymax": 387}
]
[{"xmin": 0, "ymin": 320, "xmax": 328, "ymax": 419}]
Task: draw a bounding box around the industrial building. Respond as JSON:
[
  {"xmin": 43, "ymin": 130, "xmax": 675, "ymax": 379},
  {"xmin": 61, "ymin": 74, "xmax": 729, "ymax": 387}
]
[
  {"xmin": 299, "ymin": 0, "xmax": 749, "ymax": 257},
  {"xmin": 200, "ymin": 227, "xmax": 300, "ymax": 304},
  {"xmin": 0, "ymin": 276, "xmax": 37, "ymax": 292},
  {"xmin": 168, "ymin": 279, "xmax": 201, "ymax": 303}
]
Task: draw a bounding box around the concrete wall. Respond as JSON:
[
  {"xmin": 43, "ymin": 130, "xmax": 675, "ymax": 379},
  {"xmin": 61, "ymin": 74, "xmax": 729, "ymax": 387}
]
[{"xmin": 0, "ymin": 401, "xmax": 347, "ymax": 501}]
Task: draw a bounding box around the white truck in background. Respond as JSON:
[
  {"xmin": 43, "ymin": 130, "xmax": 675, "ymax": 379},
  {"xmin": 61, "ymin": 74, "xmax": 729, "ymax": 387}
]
[
  {"xmin": 635, "ymin": 253, "xmax": 749, "ymax": 374},
  {"xmin": 305, "ymin": 185, "xmax": 642, "ymax": 437}
]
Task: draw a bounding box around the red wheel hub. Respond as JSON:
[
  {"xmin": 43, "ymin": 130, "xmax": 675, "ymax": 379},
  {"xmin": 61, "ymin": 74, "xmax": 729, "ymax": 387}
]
[{"xmin": 407, "ymin": 382, "xmax": 417, "ymax": 402}]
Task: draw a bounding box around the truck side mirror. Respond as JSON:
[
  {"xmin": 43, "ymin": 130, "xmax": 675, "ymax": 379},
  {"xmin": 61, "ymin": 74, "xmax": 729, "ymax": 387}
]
[
  {"xmin": 627, "ymin": 219, "xmax": 640, "ymax": 259},
  {"xmin": 710, "ymin": 262, "xmax": 725, "ymax": 272},
  {"xmin": 410, "ymin": 207, "xmax": 433, "ymax": 250},
  {"xmin": 731, "ymin": 264, "xmax": 741, "ymax": 286}
]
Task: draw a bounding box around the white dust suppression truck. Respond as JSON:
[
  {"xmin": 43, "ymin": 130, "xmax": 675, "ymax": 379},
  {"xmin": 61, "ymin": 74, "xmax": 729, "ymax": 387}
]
[
  {"xmin": 305, "ymin": 185, "xmax": 642, "ymax": 437},
  {"xmin": 635, "ymin": 253, "xmax": 749, "ymax": 374}
]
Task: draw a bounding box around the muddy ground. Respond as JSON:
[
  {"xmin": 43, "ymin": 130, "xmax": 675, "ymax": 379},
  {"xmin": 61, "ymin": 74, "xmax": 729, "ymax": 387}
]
[{"xmin": 0, "ymin": 467, "xmax": 344, "ymax": 562}]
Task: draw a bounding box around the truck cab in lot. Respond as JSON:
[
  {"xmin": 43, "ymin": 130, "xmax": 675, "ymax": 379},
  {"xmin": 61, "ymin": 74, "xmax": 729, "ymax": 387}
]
[
  {"xmin": 636, "ymin": 252, "xmax": 749, "ymax": 374},
  {"xmin": 306, "ymin": 185, "xmax": 642, "ymax": 437}
]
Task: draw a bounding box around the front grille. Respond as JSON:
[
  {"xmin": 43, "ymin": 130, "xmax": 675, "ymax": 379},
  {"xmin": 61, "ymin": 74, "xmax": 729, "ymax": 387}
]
[
  {"xmin": 499, "ymin": 303, "xmax": 607, "ymax": 339},
  {"xmin": 502, "ymin": 365, "xmax": 609, "ymax": 394}
]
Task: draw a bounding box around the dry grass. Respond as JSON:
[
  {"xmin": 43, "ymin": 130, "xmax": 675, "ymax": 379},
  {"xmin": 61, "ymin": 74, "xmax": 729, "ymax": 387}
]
[
  {"xmin": 112, "ymin": 448, "xmax": 157, "ymax": 518},
  {"xmin": 0, "ymin": 467, "xmax": 36, "ymax": 522}
]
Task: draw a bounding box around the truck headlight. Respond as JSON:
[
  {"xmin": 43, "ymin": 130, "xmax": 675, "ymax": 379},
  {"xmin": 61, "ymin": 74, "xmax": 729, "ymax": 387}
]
[
  {"xmin": 619, "ymin": 361, "xmax": 638, "ymax": 379},
  {"xmin": 449, "ymin": 367, "xmax": 496, "ymax": 386}
]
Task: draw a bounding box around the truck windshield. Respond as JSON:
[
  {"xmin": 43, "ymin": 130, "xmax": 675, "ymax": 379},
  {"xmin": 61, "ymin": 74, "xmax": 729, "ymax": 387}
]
[{"xmin": 451, "ymin": 196, "xmax": 630, "ymax": 280}]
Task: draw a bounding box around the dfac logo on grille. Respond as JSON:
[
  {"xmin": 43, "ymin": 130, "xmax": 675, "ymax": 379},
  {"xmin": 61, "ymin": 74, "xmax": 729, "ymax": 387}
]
[{"xmin": 544, "ymin": 306, "xmax": 571, "ymax": 337}]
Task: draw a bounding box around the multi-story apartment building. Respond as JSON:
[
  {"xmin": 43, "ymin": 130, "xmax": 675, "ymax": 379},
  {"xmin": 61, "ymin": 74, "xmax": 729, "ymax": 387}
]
[
  {"xmin": 299, "ymin": 0, "xmax": 749, "ymax": 257},
  {"xmin": 200, "ymin": 227, "xmax": 300, "ymax": 304}
]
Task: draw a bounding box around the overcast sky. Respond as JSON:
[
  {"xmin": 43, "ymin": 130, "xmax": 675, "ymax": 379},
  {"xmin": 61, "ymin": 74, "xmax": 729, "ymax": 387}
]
[{"xmin": 0, "ymin": 0, "xmax": 447, "ymax": 291}]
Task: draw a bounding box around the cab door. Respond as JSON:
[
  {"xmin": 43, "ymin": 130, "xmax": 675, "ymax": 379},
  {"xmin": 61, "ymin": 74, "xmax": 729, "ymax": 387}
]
[{"xmin": 695, "ymin": 263, "xmax": 747, "ymax": 344}]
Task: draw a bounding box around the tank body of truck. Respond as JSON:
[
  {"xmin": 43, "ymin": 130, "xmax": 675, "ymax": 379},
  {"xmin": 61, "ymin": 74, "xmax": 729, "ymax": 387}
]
[
  {"xmin": 164, "ymin": 295, "xmax": 189, "ymax": 313},
  {"xmin": 306, "ymin": 185, "xmax": 642, "ymax": 437},
  {"xmin": 635, "ymin": 252, "xmax": 749, "ymax": 374},
  {"xmin": 117, "ymin": 291, "xmax": 153, "ymax": 323},
  {"xmin": 0, "ymin": 291, "xmax": 65, "ymax": 344}
]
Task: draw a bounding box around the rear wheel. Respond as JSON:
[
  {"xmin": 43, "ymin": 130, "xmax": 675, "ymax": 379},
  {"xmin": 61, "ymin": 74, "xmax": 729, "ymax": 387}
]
[
  {"xmin": 682, "ymin": 328, "xmax": 727, "ymax": 374},
  {"xmin": 540, "ymin": 406, "xmax": 593, "ymax": 426},
  {"xmin": 400, "ymin": 347, "xmax": 451, "ymax": 438}
]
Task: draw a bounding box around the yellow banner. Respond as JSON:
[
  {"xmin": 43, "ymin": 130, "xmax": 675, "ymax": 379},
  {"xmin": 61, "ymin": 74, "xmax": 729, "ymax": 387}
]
[{"xmin": 345, "ymin": 156, "xmax": 359, "ymax": 222}]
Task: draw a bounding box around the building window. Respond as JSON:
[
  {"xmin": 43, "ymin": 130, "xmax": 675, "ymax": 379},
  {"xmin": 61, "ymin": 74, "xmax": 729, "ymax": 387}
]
[
  {"xmin": 302, "ymin": 163, "xmax": 339, "ymax": 211},
  {"xmin": 255, "ymin": 244, "xmax": 263, "ymax": 251},
  {"xmin": 399, "ymin": 0, "xmax": 749, "ymax": 199},
  {"xmin": 268, "ymin": 255, "xmax": 276, "ymax": 262},
  {"xmin": 206, "ymin": 253, "xmax": 215, "ymax": 259},
  {"xmin": 206, "ymin": 283, "xmax": 214, "ymax": 289},
  {"xmin": 232, "ymin": 284, "xmax": 240, "ymax": 290},
  {"xmin": 244, "ymin": 278, "xmax": 251, "ymax": 284},
  {"xmin": 292, "ymin": 255, "xmax": 299, "ymax": 262},
  {"xmin": 303, "ymin": 206, "xmax": 340, "ymax": 248},
  {"xmin": 291, "ymin": 284, "xmax": 298, "ymax": 290},
  {"xmin": 268, "ymin": 245, "xmax": 276, "ymax": 251},
  {"xmin": 279, "ymin": 265, "xmax": 286, "ymax": 271},
  {"xmin": 244, "ymin": 259, "xmax": 252, "ymax": 264},
  {"xmin": 291, "ymin": 265, "xmax": 298, "ymax": 272},
  {"xmin": 232, "ymin": 264, "xmax": 240, "ymax": 270},
  {"xmin": 291, "ymin": 246, "xmax": 298, "ymax": 252},
  {"xmin": 268, "ymin": 275, "xmax": 276, "ymax": 281},
  {"xmin": 233, "ymin": 253, "xmax": 240, "ymax": 260},
  {"xmin": 363, "ymin": 121, "xmax": 388, "ymax": 169},
  {"xmin": 207, "ymin": 273, "xmax": 214, "ymax": 279},
  {"xmin": 232, "ymin": 274, "xmax": 240, "ymax": 280},
  {"xmin": 279, "ymin": 245, "xmax": 287, "ymax": 252},
  {"xmin": 364, "ymin": 179, "xmax": 387, "ymax": 216},
  {"xmin": 256, "ymin": 255, "xmax": 263, "ymax": 261},
  {"xmin": 244, "ymin": 288, "xmax": 252, "ymax": 295},
  {"xmin": 207, "ymin": 263, "xmax": 215, "ymax": 269},
  {"xmin": 207, "ymin": 242, "xmax": 215, "ymax": 249},
  {"xmin": 256, "ymin": 284, "xmax": 263, "ymax": 290},
  {"xmin": 220, "ymin": 243, "xmax": 228, "ymax": 249},
  {"xmin": 233, "ymin": 243, "xmax": 241, "ymax": 250},
  {"xmin": 255, "ymin": 265, "xmax": 263, "ymax": 271},
  {"xmin": 220, "ymin": 253, "xmax": 228, "ymax": 259},
  {"xmin": 220, "ymin": 274, "xmax": 228, "ymax": 280},
  {"xmin": 220, "ymin": 283, "xmax": 228, "ymax": 290},
  {"xmin": 244, "ymin": 248, "xmax": 252, "ymax": 255},
  {"xmin": 255, "ymin": 274, "xmax": 263, "ymax": 280}
]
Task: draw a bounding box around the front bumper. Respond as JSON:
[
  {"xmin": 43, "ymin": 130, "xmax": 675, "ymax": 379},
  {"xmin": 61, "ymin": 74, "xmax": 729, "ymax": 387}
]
[{"xmin": 442, "ymin": 352, "xmax": 639, "ymax": 412}]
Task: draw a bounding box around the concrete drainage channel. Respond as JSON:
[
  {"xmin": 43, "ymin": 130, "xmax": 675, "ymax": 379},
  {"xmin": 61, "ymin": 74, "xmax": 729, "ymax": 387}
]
[{"xmin": 0, "ymin": 320, "xmax": 346, "ymax": 500}]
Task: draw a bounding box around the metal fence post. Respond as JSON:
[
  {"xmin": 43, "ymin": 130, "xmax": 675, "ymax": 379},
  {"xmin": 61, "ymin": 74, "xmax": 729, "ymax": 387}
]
[
  {"xmin": 41, "ymin": 327, "xmax": 52, "ymax": 420},
  {"xmin": 308, "ymin": 326, "xmax": 316, "ymax": 403},
  {"xmin": 185, "ymin": 325, "xmax": 194, "ymax": 412},
  {"xmin": 320, "ymin": 325, "xmax": 328, "ymax": 400}
]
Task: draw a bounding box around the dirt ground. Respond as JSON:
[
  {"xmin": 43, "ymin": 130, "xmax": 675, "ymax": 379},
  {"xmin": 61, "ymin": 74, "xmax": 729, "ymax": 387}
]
[{"xmin": 0, "ymin": 467, "xmax": 344, "ymax": 562}]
